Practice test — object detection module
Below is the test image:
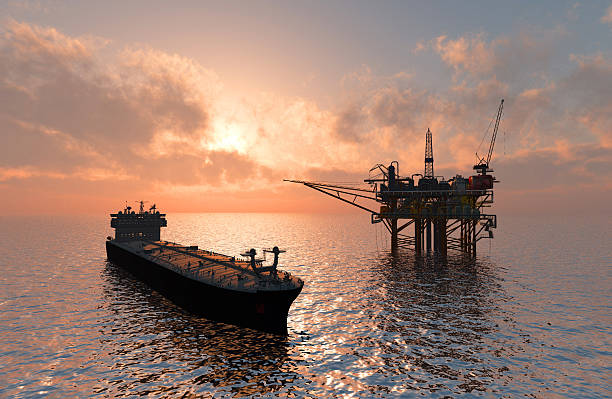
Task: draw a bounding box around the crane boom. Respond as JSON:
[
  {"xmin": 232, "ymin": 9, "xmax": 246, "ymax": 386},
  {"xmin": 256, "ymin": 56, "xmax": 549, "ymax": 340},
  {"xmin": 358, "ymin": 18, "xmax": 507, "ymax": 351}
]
[
  {"xmin": 474, "ymin": 98, "xmax": 504, "ymax": 175},
  {"xmin": 486, "ymin": 99, "xmax": 504, "ymax": 165}
]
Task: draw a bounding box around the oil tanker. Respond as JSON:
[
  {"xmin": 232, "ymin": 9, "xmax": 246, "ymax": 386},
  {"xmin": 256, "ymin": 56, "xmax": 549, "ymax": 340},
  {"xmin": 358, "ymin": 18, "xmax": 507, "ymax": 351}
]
[{"xmin": 105, "ymin": 201, "xmax": 303, "ymax": 334}]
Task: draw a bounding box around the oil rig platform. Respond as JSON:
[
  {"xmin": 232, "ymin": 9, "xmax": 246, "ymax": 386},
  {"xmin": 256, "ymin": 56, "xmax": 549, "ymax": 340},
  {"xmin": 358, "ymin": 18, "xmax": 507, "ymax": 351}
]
[{"xmin": 287, "ymin": 99, "xmax": 504, "ymax": 257}]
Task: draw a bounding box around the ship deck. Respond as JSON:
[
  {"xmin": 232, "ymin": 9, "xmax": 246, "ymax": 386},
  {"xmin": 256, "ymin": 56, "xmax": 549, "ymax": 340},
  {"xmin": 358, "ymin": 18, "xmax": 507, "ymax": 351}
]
[{"xmin": 112, "ymin": 240, "xmax": 302, "ymax": 293}]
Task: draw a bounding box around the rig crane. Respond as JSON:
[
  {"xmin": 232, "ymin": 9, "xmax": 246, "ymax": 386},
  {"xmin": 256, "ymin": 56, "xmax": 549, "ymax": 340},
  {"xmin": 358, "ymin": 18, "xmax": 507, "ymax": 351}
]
[{"xmin": 474, "ymin": 99, "xmax": 504, "ymax": 176}]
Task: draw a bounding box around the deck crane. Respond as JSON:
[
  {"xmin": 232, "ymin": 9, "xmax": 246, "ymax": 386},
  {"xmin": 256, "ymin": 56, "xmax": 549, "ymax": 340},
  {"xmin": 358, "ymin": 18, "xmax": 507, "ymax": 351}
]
[
  {"xmin": 474, "ymin": 99, "xmax": 504, "ymax": 176},
  {"xmin": 469, "ymin": 99, "xmax": 504, "ymax": 191}
]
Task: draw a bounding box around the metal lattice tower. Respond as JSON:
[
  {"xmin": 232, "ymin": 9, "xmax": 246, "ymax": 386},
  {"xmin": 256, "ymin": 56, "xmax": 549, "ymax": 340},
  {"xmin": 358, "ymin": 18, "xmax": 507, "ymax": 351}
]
[{"xmin": 424, "ymin": 128, "xmax": 434, "ymax": 179}]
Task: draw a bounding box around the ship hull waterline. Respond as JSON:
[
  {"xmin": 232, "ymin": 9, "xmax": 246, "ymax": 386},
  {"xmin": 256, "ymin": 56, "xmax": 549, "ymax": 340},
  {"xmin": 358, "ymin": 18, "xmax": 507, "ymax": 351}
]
[{"xmin": 106, "ymin": 241, "xmax": 302, "ymax": 334}]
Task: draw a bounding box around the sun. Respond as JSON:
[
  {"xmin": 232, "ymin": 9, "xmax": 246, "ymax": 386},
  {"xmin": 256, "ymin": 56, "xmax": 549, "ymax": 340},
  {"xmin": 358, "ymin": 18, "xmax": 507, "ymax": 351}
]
[{"xmin": 208, "ymin": 119, "xmax": 249, "ymax": 154}]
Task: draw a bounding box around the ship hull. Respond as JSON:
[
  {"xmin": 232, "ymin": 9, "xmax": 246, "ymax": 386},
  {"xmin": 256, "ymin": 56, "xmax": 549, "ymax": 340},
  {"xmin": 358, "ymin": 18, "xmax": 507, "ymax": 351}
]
[{"xmin": 106, "ymin": 241, "xmax": 302, "ymax": 334}]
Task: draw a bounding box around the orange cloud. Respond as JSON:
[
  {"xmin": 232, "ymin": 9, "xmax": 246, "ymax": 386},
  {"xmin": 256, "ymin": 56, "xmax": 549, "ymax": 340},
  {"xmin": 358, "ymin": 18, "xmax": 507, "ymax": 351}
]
[
  {"xmin": 435, "ymin": 33, "xmax": 495, "ymax": 76},
  {"xmin": 1, "ymin": 21, "xmax": 610, "ymax": 215},
  {"xmin": 4, "ymin": 20, "xmax": 91, "ymax": 63},
  {"xmin": 433, "ymin": 30, "xmax": 556, "ymax": 87},
  {"xmin": 0, "ymin": 166, "xmax": 61, "ymax": 181},
  {"xmin": 602, "ymin": 4, "xmax": 612, "ymax": 24}
]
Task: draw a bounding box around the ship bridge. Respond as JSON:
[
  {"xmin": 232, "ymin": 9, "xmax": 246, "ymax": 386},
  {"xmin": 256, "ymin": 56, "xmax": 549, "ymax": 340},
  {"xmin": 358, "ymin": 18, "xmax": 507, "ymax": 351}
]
[{"xmin": 110, "ymin": 201, "xmax": 167, "ymax": 241}]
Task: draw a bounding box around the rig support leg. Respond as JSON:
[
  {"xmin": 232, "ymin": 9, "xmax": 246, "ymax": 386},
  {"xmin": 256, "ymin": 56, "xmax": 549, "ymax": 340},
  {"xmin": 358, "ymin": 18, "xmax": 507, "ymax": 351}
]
[
  {"xmin": 426, "ymin": 219, "xmax": 432, "ymax": 253},
  {"xmin": 441, "ymin": 219, "xmax": 447, "ymax": 255},
  {"xmin": 472, "ymin": 219, "xmax": 477, "ymax": 258},
  {"xmin": 433, "ymin": 219, "xmax": 439, "ymax": 254},
  {"xmin": 461, "ymin": 219, "xmax": 470, "ymax": 255},
  {"xmin": 470, "ymin": 220, "xmax": 474, "ymax": 256},
  {"xmin": 421, "ymin": 219, "xmax": 425, "ymax": 253},
  {"xmin": 391, "ymin": 218, "xmax": 398, "ymax": 251},
  {"xmin": 468, "ymin": 220, "xmax": 474, "ymax": 256},
  {"xmin": 459, "ymin": 219, "xmax": 465, "ymax": 252},
  {"xmin": 414, "ymin": 218, "xmax": 421, "ymax": 255}
]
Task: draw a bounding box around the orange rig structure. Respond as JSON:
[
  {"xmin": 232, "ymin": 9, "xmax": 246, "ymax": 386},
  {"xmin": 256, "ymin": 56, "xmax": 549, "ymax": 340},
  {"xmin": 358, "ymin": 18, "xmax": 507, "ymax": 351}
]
[{"xmin": 287, "ymin": 99, "xmax": 504, "ymax": 257}]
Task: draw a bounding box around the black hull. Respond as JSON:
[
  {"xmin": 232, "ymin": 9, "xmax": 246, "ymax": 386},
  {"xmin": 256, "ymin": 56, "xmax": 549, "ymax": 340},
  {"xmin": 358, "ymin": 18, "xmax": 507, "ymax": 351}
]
[{"xmin": 106, "ymin": 241, "xmax": 302, "ymax": 334}]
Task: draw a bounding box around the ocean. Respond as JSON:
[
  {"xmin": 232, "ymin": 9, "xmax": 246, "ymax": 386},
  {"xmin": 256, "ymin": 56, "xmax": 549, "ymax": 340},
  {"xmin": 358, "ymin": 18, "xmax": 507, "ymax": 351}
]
[{"xmin": 0, "ymin": 212, "xmax": 610, "ymax": 398}]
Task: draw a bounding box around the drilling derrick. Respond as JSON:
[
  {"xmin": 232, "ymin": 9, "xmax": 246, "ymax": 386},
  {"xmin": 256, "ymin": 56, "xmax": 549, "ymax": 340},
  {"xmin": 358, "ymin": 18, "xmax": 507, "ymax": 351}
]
[
  {"xmin": 286, "ymin": 99, "xmax": 503, "ymax": 258},
  {"xmin": 424, "ymin": 128, "xmax": 434, "ymax": 179}
]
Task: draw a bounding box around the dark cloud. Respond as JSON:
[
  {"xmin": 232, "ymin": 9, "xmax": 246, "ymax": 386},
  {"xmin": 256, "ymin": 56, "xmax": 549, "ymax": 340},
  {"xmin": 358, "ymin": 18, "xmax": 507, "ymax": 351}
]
[
  {"xmin": 333, "ymin": 103, "xmax": 366, "ymax": 142},
  {"xmin": 370, "ymin": 87, "xmax": 428, "ymax": 131},
  {"xmin": 332, "ymin": 86, "xmax": 435, "ymax": 147}
]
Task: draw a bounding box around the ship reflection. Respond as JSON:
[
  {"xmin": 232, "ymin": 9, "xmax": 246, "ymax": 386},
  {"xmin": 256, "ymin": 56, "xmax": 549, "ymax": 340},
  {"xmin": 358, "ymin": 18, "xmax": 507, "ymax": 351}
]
[
  {"xmin": 361, "ymin": 251, "xmax": 511, "ymax": 393},
  {"xmin": 98, "ymin": 263, "xmax": 299, "ymax": 397}
]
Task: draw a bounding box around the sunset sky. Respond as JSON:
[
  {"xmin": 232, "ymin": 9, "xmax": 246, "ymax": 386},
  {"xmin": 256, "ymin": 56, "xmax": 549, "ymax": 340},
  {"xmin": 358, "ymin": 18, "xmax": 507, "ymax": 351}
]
[{"xmin": 1, "ymin": 1, "xmax": 611, "ymax": 215}]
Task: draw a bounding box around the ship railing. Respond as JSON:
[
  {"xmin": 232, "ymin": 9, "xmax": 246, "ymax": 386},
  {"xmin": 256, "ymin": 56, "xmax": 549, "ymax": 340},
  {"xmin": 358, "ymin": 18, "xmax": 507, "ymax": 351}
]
[
  {"xmin": 143, "ymin": 241, "xmax": 288, "ymax": 287},
  {"xmin": 149, "ymin": 255, "xmax": 242, "ymax": 287},
  {"xmin": 144, "ymin": 240, "xmax": 262, "ymax": 279}
]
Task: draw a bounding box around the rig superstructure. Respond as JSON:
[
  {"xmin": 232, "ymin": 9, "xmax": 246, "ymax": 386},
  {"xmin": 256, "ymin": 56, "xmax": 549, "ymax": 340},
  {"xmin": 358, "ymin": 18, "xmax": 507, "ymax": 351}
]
[{"xmin": 288, "ymin": 99, "xmax": 504, "ymax": 257}]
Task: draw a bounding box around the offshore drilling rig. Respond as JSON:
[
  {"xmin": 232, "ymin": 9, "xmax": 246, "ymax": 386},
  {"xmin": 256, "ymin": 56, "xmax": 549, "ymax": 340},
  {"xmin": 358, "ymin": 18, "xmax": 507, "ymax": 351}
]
[{"xmin": 287, "ymin": 99, "xmax": 504, "ymax": 257}]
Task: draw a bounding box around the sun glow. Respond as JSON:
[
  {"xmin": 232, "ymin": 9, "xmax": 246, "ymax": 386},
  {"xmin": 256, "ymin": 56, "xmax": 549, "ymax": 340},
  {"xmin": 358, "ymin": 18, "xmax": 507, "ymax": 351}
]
[{"xmin": 208, "ymin": 119, "xmax": 250, "ymax": 154}]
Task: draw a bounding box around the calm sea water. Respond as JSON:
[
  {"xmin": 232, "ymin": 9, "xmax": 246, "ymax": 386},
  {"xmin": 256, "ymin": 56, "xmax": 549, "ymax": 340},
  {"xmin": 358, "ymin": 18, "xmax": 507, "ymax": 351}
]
[{"xmin": 0, "ymin": 213, "xmax": 610, "ymax": 398}]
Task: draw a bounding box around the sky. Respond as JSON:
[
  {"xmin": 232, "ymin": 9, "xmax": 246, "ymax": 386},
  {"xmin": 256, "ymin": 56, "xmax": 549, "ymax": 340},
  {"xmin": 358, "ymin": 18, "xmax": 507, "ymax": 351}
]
[{"xmin": 1, "ymin": 0, "xmax": 611, "ymax": 215}]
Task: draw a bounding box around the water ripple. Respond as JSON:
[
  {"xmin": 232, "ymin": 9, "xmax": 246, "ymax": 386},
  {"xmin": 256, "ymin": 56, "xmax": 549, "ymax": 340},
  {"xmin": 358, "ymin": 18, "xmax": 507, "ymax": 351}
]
[{"xmin": 0, "ymin": 213, "xmax": 609, "ymax": 397}]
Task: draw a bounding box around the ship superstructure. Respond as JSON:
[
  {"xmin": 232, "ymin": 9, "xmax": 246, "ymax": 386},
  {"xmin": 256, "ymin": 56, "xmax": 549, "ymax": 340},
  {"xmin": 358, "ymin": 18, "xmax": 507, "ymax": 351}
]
[
  {"xmin": 110, "ymin": 201, "xmax": 167, "ymax": 241},
  {"xmin": 105, "ymin": 202, "xmax": 303, "ymax": 334}
]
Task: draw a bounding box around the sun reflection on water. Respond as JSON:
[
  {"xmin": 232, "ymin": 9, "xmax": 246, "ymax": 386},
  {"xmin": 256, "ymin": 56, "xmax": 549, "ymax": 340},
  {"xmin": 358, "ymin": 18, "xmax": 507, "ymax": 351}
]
[{"xmin": 0, "ymin": 213, "xmax": 609, "ymax": 397}]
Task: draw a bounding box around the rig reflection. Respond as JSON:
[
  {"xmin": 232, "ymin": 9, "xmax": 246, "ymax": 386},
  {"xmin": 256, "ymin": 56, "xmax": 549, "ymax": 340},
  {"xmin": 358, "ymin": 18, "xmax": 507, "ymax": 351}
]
[{"xmin": 357, "ymin": 251, "xmax": 512, "ymax": 394}]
